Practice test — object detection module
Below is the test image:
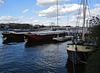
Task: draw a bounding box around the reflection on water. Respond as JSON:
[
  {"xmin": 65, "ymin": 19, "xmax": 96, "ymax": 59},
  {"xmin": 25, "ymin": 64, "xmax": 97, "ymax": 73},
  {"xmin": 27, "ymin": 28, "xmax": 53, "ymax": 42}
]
[
  {"xmin": 0, "ymin": 31, "xmax": 86, "ymax": 73},
  {"xmin": 0, "ymin": 31, "xmax": 71, "ymax": 73},
  {"xmin": 66, "ymin": 58, "xmax": 86, "ymax": 73},
  {"xmin": 25, "ymin": 41, "xmax": 53, "ymax": 48},
  {"xmin": 2, "ymin": 39, "xmax": 24, "ymax": 44},
  {"xmin": 2, "ymin": 39, "xmax": 25, "ymax": 45}
]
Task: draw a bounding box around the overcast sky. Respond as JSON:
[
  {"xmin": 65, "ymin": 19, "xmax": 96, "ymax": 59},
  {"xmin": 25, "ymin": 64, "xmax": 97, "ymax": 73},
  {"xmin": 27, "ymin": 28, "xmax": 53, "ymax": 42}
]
[{"xmin": 0, "ymin": 0, "xmax": 100, "ymax": 26}]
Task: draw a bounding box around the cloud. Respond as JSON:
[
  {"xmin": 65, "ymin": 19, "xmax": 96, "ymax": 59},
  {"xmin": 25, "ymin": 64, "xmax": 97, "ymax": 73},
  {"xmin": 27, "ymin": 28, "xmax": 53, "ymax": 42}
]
[
  {"xmin": 38, "ymin": 4, "xmax": 82, "ymax": 19},
  {"xmin": 36, "ymin": 0, "xmax": 70, "ymax": 7},
  {"xmin": 37, "ymin": 4, "xmax": 85, "ymax": 26},
  {"xmin": 0, "ymin": 0, "xmax": 4, "ymax": 6},
  {"xmin": 0, "ymin": 16, "xmax": 24, "ymax": 23},
  {"xmin": 94, "ymin": 4, "xmax": 100, "ymax": 7},
  {"xmin": 89, "ymin": 7, "xmax": 100, "ymax": 16},
  {"xmin": 22, "ymin": 9, "xmax": 29, "ymax": 13},
  {"xmin": 69, "ymin": 7, "xmax": 100, "ymax": 26},
  {"xmin": 1, "ymin": 6, "xmax": 100, "ymax": 26},
  {"xmin": 0, "ymin": 16, "xmax": 40, "ymax": 25}
]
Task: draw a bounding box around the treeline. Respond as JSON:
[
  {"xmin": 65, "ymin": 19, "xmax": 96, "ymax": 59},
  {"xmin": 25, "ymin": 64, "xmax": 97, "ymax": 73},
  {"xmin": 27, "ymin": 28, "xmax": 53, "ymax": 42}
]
[
  {"xmin": 91, "ymin": 24, "xmax": 100, "ymax": 45},
  {"xmin": 84, "ymin": 23, "xmax": 100, "ymax": 73},
  {"xmin": 0, "ymin": 23, "xmax": 34, "ymax": 30},
  {"xmin": 0, "ymin": 23, "xmax": 73, "ymax": 30}
]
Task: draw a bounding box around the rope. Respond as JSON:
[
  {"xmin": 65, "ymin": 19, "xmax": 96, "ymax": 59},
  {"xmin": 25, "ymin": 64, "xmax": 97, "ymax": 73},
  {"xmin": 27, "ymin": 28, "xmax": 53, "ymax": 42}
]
[
  {"xmin": 87, "ymin": 0, "xmax": 91, "ymax": 18},
  {"xmin": 76, "ymin": 0, "xmax": 83, "ymax": 26}
]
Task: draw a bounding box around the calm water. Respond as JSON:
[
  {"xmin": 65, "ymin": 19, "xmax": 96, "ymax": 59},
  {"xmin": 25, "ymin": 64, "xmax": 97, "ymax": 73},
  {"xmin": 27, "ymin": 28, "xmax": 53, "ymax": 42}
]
[{"xmin": 0, "ymin": 31, "xmax": 71, "ymax": 73}]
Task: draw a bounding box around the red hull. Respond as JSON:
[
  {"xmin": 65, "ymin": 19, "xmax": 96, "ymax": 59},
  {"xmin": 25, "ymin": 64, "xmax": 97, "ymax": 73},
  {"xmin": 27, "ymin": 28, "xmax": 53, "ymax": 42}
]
[
  {"xmin": 24, "ymin": 32, "xmax": 66, "ymax": 42},
  {"xmin": 25, "ymin": 34, "xmax": 55, "ymax": 40}
]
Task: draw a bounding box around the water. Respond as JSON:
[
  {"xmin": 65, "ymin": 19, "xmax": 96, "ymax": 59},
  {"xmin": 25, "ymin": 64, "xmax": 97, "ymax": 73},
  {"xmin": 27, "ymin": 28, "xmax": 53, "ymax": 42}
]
[{"xmin": 0, "ymin": 31, "xmax": 70, "ymax": 73}]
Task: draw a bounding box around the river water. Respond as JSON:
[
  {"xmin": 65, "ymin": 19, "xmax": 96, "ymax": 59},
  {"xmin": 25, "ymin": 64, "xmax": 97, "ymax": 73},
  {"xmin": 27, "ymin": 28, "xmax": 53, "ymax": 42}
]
[{"xmin": 0, "ymin": 31, "xmax": 71, "ymax": 73}]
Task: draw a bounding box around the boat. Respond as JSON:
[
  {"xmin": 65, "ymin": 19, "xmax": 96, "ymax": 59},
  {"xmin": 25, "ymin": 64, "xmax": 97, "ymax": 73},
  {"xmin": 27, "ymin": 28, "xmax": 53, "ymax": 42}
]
[
  {"xmin": 67, "ymin": 39, "xmax": 97, "ymax": 64},
  {"xmin": 2, "ymin": 31, "xmax": 25, "ymax": 41},
  {"xmin": 24, "ymin": 30, "xmax": 67, "ymax": 42},
  {"xmin": 66, "ymin": 0, "xmax": 97, "ymax": 64},
  {"xmin": 2, "ymin": 30, "xmax": 35, "ymax": 42},
  {"xmin": 53, "ymin": 35, "xmax": 73, "ymax": 42},
  {"xmin": 1, "ymin": 29, "xmax": 46, "ymax": 42}
]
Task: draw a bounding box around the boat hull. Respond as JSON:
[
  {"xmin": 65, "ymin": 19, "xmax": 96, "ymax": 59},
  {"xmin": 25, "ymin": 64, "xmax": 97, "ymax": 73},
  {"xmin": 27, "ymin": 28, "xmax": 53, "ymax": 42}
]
[
  {"xmin": 66, "ymin": 44, "xmax": 96, "ymax": 64},
  {"xmin": 24, "ymin": 34, "xmax": 54, "ymax": 42},
  {"xmin": 2, "ymin": 33, "xmax": 24, "ymax": 41},
  {"xmin": 67, "ymin": 50, "xmax": 89, "ymax": 64},
  {"xmin": 53, "ymin": 36, "xmax": 72, "ymax": 42},
  {"xmin": 24, "ymin": 31, "xmax": 66, "ymax": 42}
]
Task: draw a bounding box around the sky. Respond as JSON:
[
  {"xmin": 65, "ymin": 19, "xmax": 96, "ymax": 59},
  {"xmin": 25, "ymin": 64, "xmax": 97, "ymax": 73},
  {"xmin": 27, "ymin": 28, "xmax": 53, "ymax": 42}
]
[{"xmin": 0, "ymin": 0, "xmax": 100, "ymax": 26}]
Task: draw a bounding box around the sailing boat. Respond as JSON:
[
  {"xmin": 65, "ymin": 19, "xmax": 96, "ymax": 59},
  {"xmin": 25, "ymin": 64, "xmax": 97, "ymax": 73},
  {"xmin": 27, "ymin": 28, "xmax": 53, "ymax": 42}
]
[
  {"xmin": 66, "ymin": 0, "xmax": 97, "ymax": 64},
  {"xmin": 52, "ymin": 0, "xmax": 73, "ymax": 42}
]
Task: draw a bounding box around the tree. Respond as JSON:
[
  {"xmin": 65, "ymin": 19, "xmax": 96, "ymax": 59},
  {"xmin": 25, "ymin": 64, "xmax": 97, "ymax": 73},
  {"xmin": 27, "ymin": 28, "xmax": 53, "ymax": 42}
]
[{"xmin": 91, "ymin": 24, "xmax": 100, "ymax": 47}]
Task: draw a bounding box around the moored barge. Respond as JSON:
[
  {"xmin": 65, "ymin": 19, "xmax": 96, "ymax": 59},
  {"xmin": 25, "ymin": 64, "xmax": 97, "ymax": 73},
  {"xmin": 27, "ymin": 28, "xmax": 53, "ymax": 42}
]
[{"xmin": 24, "ymin": 30, "xmax": 67, "ymax": 42}]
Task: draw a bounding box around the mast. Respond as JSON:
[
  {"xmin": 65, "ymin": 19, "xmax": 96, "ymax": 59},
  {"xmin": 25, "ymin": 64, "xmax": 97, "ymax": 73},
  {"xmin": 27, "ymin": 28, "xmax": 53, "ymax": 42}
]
[
  {"xmin": 82, "ymin": 0, "xmax": 87, "ymax": 41},
  {"xmin": 57, "ymin": 0, "xmax": 58, "ymax": 26}
]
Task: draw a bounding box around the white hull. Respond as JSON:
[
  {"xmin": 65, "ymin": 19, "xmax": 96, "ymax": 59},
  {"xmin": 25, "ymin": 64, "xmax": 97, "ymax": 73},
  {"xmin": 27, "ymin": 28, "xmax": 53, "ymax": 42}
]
[
  {"xmin": 53, "ymin": 36, "xmax": 73, "ymax": 42},
  {"xmin": 66, "ymin": 44, "xmax": 96, "ymax": 64},
  {"xmin": 67, "ymin": 44, "xmax": 96, "ymax": 52}
]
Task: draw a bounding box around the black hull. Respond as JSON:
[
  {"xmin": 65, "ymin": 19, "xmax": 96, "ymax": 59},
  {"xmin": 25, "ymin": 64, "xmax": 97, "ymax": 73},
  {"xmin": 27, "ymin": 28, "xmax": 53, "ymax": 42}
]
[
  {"xmin": 67, "ymin": 50, "xmax": 89, "ymax": 64},
  {"xmin": 2, "ymin": 33, "xmax": 24, "ymax": 44},
  {"xmin": 2, "ymin": 33, "xmax": 24, "ymax": 41}
]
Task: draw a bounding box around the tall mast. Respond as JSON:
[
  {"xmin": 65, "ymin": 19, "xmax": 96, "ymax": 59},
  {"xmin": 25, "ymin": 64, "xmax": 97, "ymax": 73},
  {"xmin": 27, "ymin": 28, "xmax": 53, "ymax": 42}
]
[
  {"xmin": 57, "ymin": 0, "xmax": 58, "ymax": 26},
  {"xmin": 82, "ymin": 0, "xmax": 86, "ymax": 41}
]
